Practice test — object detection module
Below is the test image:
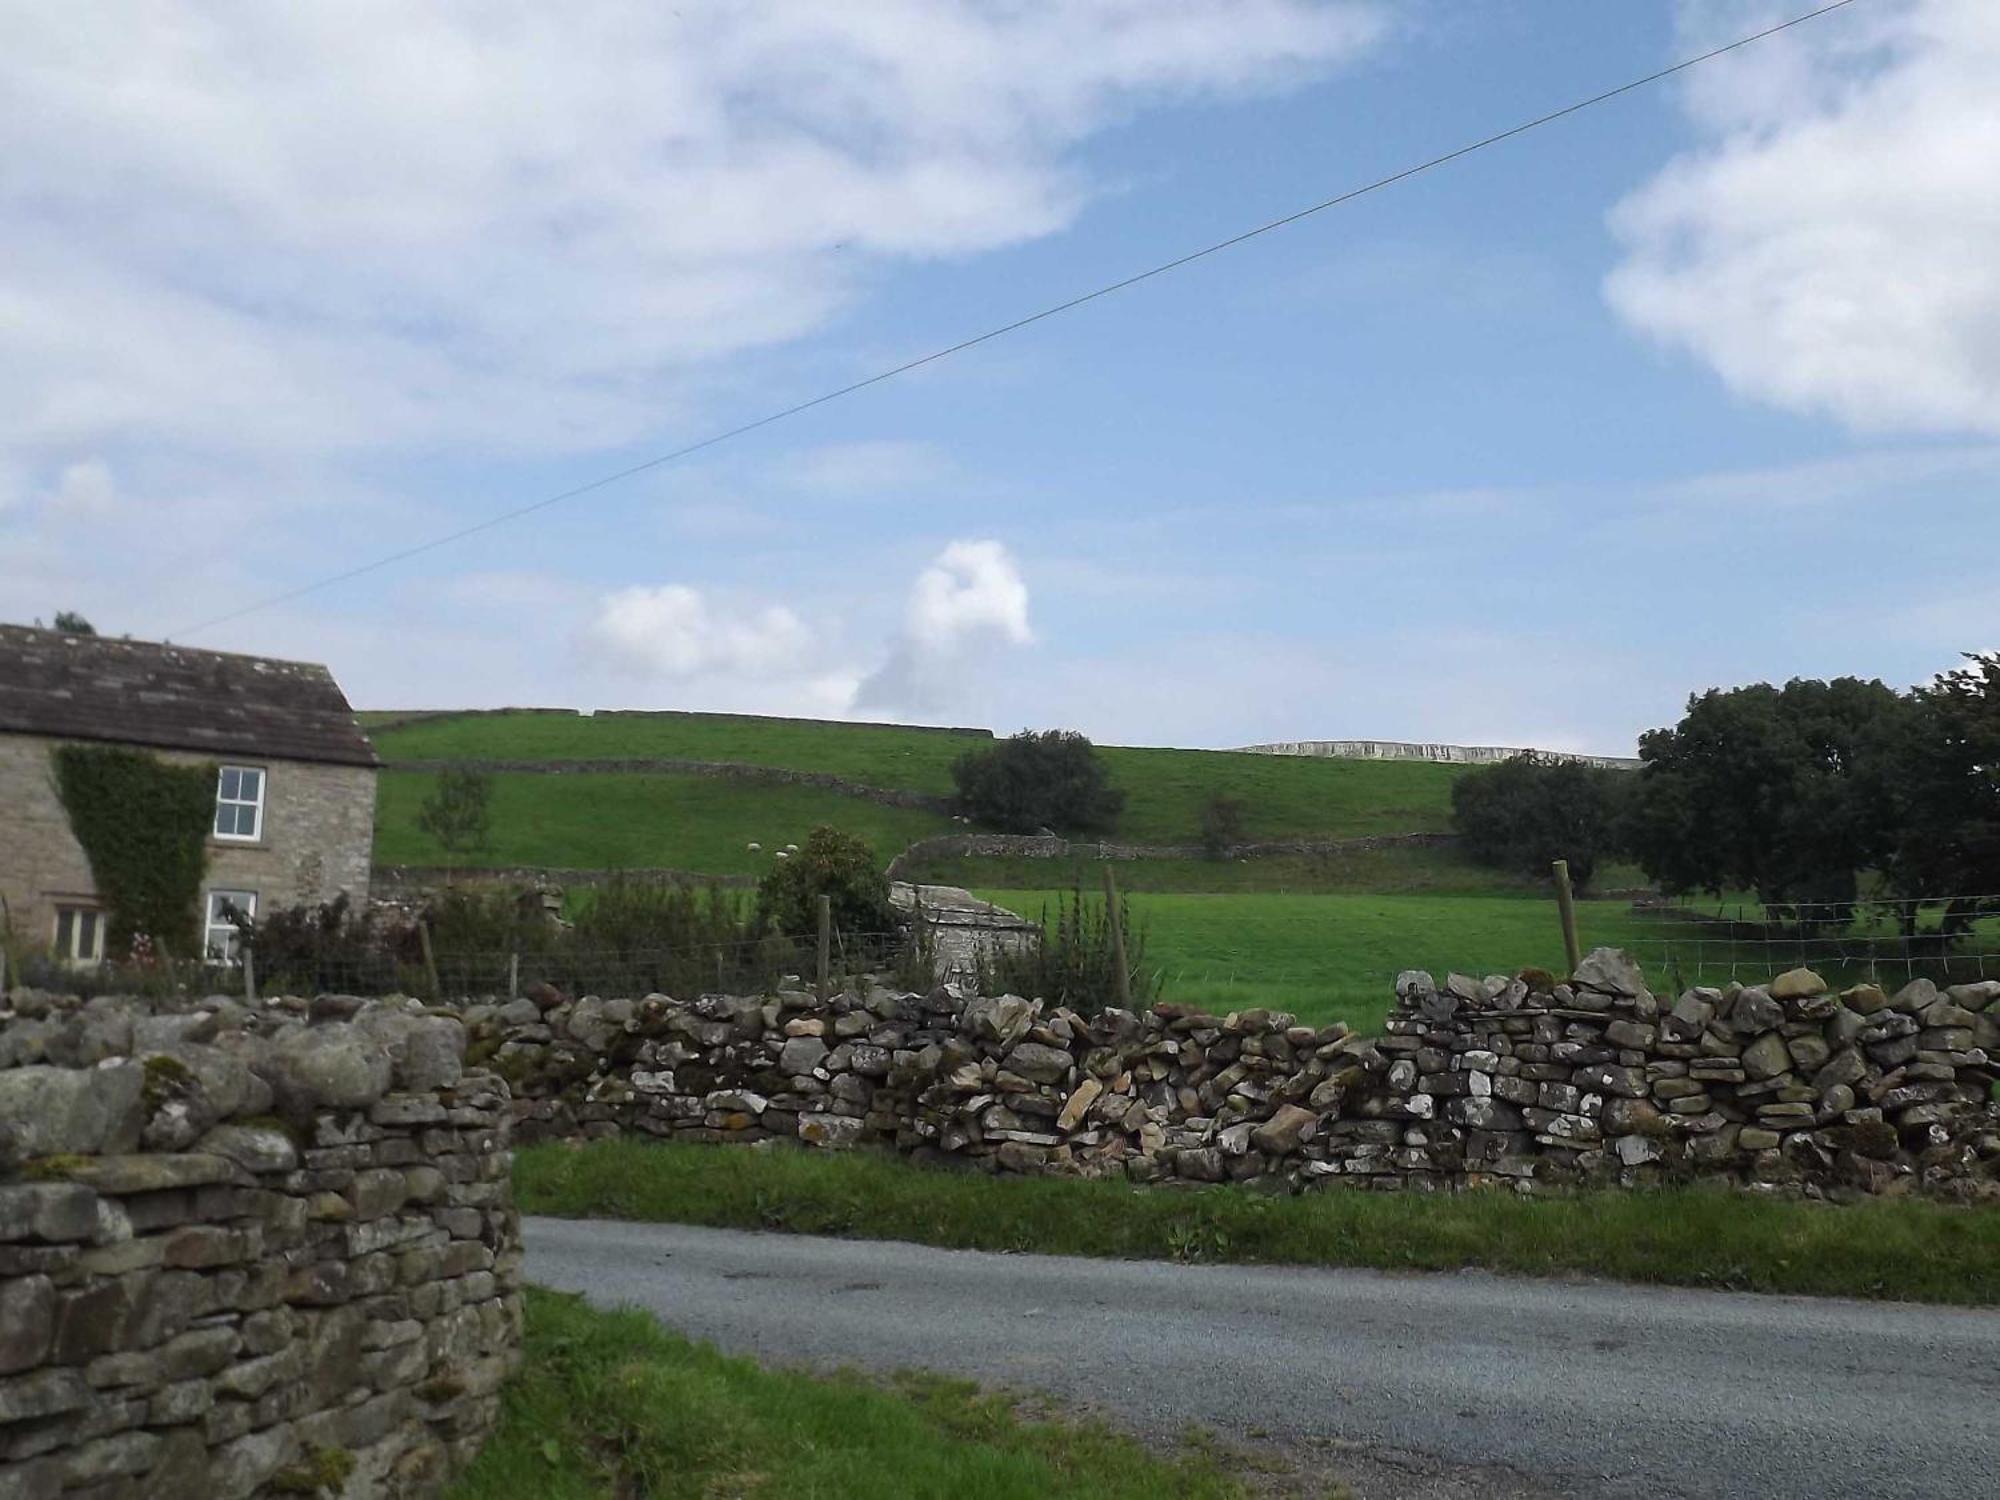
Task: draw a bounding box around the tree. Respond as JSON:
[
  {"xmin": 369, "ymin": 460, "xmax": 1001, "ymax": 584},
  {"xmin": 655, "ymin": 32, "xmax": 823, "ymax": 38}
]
[
  {"xmin": 756, "ymin": 825, "xmax": 894, "ymax": 940},
  {"xmin": 1450, "ymin": 754, "xmax": 1627, "ymax": 891},
  {"xmin": 1624, "ymin": 677, "xmax": 1907, "ymax": 915},
  {"xmin": 415, "ymin": 768, "xmax": 493, "ymax": 870},
  {"xmin": 1882, "ymin": 653, "xmax": 2000, "ymax": 937},
  {"xmin": 52, "ymin": 610, "xmax": 95, "ymax": 635},
  {"xmin": 951, "ymin": 730, "xmax": 1125, "ymax": 836},
  {"xmin": 1199, "ymin": 793, "xmax": 1248, "ymax": 859}
]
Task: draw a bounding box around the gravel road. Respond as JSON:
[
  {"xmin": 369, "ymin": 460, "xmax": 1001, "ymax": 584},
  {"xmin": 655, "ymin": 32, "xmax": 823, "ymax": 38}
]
[{"xmin": 525, "ymin": 1216, "xmax": 2000, "ymax": 1500}]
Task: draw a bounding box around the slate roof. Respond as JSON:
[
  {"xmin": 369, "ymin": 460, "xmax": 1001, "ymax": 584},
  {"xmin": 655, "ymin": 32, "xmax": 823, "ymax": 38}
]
[{"xmin": 0, "ymin": 625, "xmax": 379, "ymax": 768}]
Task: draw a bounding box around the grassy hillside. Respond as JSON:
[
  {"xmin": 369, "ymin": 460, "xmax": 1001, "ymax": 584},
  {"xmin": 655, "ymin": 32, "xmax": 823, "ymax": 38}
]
[
  {"xmin": 374, "ymin": 769, "xmax": 952, "ymax": 875},
  {"xmin": 368, "ymin": 710, "xmax": 1465, "ymax": 868}
]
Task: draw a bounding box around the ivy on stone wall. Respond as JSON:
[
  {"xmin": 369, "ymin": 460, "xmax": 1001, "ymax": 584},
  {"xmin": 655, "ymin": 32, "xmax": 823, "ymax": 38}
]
[{"xmin": 51, "ymin": 744, "xmax": 215, "ymax": 956}]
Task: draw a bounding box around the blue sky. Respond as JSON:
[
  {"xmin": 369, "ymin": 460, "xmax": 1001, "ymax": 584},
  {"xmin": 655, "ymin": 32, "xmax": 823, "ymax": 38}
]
[{"xmin": 3, "ymin": 1, "xmax": 1995, "ymax": 754}]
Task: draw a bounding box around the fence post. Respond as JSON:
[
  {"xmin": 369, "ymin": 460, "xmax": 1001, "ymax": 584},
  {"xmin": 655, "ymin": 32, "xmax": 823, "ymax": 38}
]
[
  {"xmin": 507, "ymin": 952, "xmax": 519, "ymax": 1001},
  {"xmin": 242, "ymin": 947, "xmax": 259, "ymax": 1006},
  {"xmin": 1102, "ymin": 865, "xmax": 1133, "ymax": 1010},
  {"xmin": 417, "ymin": 920, "xmax": 441, "ymax": 1002},
  {"xmin": 1552, "ymin": 859, "xmax": 1582, "ymax": 975},
  {"xmin": 816, "ymin": 895, "xmax": 832, "ymax": 1003}
]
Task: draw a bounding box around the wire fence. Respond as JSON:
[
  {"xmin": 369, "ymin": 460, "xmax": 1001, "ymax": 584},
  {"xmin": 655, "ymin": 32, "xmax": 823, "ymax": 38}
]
[
  {"xmin": 1621, "ymin": 893, "xmax": 2000, "ymax": 994},
  {"xmin": 8, "ymin": 929, "xmax": 926, "ymax": 1004}
]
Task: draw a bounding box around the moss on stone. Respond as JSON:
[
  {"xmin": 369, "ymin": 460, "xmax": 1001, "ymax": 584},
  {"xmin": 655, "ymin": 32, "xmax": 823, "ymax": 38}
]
[
  {"xmin": 23, "ymin": 1153, "xmax": 92, "ymax": 1182},
  {"xmin": 269, "ymin": 1445, "xmax": 357, "ymax": 1495}
]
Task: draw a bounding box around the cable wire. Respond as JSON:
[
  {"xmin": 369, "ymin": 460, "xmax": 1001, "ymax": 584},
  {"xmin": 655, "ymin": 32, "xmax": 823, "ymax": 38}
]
[{"xmin": 171, "ymin": 0, "xmax": 1861, "ymax": 639}]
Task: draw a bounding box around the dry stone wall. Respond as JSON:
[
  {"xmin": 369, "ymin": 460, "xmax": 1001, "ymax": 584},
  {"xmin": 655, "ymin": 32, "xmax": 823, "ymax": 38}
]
[
  {"xmin": 0, "ymin": 992, "xmax": 521, "ymax": 1499},
  {"xmin": 482, "ymin": 951, "xmax": 2000, "ymax": 1199}
]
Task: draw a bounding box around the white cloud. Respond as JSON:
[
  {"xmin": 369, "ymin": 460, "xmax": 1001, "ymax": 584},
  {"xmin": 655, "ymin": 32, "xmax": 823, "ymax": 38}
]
[
  {"xmin": 0, "ymin": 1, "xmax": 1384, "ymax": 461},
  {"xmin": 584, "ymin": 584, "xmax": 812, "ymax": 680},
  {"xmin": 1607, "ymin": 0, "xmax": 2000, "ymax": 434},
  {"xmin": 42, "ymin": 458, "xmax": 117, "ymax": 516},
  {"xmin": 857, "ymin": 538, "xmax": 1033, "ymax": 711}
]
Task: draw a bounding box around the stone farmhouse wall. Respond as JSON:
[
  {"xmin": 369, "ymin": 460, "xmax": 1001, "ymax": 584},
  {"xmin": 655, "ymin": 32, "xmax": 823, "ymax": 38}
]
[
  {"xmin": 0, "ymin": 731, "xmax": 377, "ymax": 960},
  {"xmin": 0, "ymin": 993, "xmax": 520, "ymax": 1499},
  {"xmin": 483, "ymin": 950, "xmax": 1999, "ymax": 1199}
]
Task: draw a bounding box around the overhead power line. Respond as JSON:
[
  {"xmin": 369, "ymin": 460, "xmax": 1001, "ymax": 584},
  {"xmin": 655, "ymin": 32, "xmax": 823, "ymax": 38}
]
[{"xmin": 172, "ymin": 0, "xmax": 1861, "ymax": 639}]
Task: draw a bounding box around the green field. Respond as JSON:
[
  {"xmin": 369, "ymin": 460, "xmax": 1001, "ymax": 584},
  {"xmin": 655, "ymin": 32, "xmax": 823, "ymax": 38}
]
[
  {"xmin": 975, "ymin": 888, "xmax": 1736, "ymax": 1029},
  {"xmin": 374, "ymin": 709, "xmax": 988, "ymax": 790},
  {"xmin": 368, "ymin": 710, "xmax": 1464, "ymax": 854},
  {"xmin": 374, "ymin": 769, "xmax": 953, "ymax": 875}
]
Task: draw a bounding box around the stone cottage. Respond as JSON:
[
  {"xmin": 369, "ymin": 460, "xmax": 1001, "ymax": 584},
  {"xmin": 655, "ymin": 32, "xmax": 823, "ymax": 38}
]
[{"xmin": 0, "ymin": 623, "xmax": 378, "ymax": 963}]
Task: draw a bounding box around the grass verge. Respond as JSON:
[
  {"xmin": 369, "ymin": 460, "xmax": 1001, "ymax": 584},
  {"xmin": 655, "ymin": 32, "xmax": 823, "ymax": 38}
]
[
  {"xmin": 447, "ymin": 1285, "xmax": 1308, "ymax": 1499},
  {"xmin": 516, "ymin": 1139, "xmax": 2000, "ymax": 1306}
]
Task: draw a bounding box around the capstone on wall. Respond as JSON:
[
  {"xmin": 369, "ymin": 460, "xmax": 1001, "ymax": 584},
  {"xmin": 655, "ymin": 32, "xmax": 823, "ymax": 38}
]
[
  {"xmin": 0, "ymin": 991, "xmax": 520, "ymax": 1498},
  {"xmin": 0, "ymin": 732, "xmax": 377, "ymax": 959}
]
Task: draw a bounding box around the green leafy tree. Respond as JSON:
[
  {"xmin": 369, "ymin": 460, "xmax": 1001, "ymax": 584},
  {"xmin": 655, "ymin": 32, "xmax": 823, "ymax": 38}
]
[
  {"xmin": 52, "ymin": 610, "xmax": 95, "ymax": 635},
  {"xmin": 951, "ymin": 730, "xmax": 1125, "ymax": 835},
  {"xmin": 1624, "ymin": 677, "xmax": 1907, "ymax": 916},
  {"xmin": 416, "ymin": 768, "xmax": 493, "ymax": 870},
  {"xmin": 1450, "ymin": 754, "xmax": 1628, "ymax": 891},
  {"xmin": 756, "ymin": 826, "xmax": 895, "ymax": 941},
  {"xmin": 1883, "ymin": 653, "xmax": 2000, "ymax": 937}
]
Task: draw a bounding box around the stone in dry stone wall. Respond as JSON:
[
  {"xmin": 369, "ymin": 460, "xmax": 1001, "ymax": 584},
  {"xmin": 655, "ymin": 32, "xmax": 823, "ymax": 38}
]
[
  {"xmin": 0, "ymin": 990, "xmax": 522, "ymax": 1499},
  {"xmin": 469, "ymin": 948, "xmax": 2000, "ymax": 1201}
]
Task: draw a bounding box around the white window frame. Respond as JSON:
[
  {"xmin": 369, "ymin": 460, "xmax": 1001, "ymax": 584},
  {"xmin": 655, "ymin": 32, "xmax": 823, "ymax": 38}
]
[
  {"xmin": 204, "ymin": 889, "xmax": 257, "ymax": 964},
  {"xmin": 214, "ymin": 765, "xmax": 266, "ymax": 842},
  {"xmin": 53, "ymin": 905, "xmax": 107, "ymax": 965}
]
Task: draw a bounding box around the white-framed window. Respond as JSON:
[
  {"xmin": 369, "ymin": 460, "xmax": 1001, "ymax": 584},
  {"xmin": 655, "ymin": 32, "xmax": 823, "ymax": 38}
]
[
  {"xmin": 214, "ymin": 765, "xmax": 266, "ymax": 841},
  {"xmin": 205, "ymin": 889, "xmax": 257, "ymax": 963},
  {"xmin": 54, "ymin": 905, "xmax": 107, "ymax": 965}
]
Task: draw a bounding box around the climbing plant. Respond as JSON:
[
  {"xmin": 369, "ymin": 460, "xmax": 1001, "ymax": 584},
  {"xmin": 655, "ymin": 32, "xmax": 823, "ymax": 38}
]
[{"xmin": 51, "ymin": 744, "xmax": 216, "ymax": 957}]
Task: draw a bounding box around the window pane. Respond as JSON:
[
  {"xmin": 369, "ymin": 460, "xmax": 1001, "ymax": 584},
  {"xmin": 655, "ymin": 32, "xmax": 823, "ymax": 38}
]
[
  {"xmin": 56, "ymin": 909, "xmax": 75, "ymax": 955},
  {"xmin": 79, "ymin": 911, "xmax": 99, "ymax": 959},
  {"xmin": 220, "ymin": 767, "xmax": 240, "ymax": 800},
  {"xmin": 240, "ymin": 769, "xmax": 262, "ymax": 801}
]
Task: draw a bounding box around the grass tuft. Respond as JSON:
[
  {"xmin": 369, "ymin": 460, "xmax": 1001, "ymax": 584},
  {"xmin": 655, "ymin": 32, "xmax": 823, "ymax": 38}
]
[{"xmin": 446, "ymin": 1286, "xmax": 1278, "ymax": 1499}]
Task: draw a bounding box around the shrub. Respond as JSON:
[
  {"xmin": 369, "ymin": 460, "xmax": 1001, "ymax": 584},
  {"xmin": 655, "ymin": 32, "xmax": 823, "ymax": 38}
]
[
  {"xmin": 1450, "ymin": 753, "xmax": 1627, "ymax": 892},
  {"xmin": 979, "ymin": 885, "xmax": 1157, "ymax": 1018},
  {"xmin": 951, "ymin": 730, "xmax": 1125, "ymax": 835},
  {"xmin": 755, "ymin": 827, "xmax": 897, "ymax": 944},
  {"xmin": 1198, "ymin": 793, "xmax": 1248, "ymax": 859},
  {"xmin": 415, "ymin": 767, "xmax": 493, "ymax": 868}
]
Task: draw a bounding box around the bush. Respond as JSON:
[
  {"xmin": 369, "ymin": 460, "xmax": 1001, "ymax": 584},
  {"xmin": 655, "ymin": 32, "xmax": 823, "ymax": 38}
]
[
  {"xmin": 979, "ymin": 885, "xmax": 1157, "ymax": 1018},
  {"xmin": 1198, "ymin": 794, "xmax": 1247, "ymax": 859},
  {"xmin": 951, "ymin": 730, "xmax": 1125, "ymax": 835},
  {"xmin": 755, "ymin": 827, "xmax": 897, "ymax": 944},
  {"xmin": 415, "ymin": 767, "xmax": 493, "ymax": 867},
  {"xmin": 1450, "ymin": 754, "xmax": 1627, "ymax": 891}
]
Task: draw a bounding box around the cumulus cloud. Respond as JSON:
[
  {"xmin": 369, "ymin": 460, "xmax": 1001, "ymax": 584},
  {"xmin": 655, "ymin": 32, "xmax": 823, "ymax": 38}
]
[
  {"xmin": 1607, "ymin": 0, "xmax": 2000, "ymax": 434},
  {"xmin": 0, "ymin": 1, "xmax": 1383, "ymax": 462},
  {"xmin": 857, "ymin": 539, "xmax": 1033, "ymax": 711},
  {"xmin": 585, "ymin": 584, "xmax": 812, "ymax": 680}
]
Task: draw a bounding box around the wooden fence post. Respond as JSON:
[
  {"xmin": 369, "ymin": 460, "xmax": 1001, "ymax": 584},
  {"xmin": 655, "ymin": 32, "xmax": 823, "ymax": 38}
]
[
  {"xmin": 242, "ymin": 947, "xmax": 259, "ymax": 1006},
  {"xmin": 816, "ymin": 894, "xmax": 832, "ymax": 1003},
  {"xmin": 1552, "ymin": 859, "xmax": 1582, "ymax": 975},
  {"xmin": 507, "ymin": 952, "xmax": 519, "ymax": 1001},
  {"xmin": 1102, "ymin": 865, "xmax": 1132, "ymax": 1010},
  {"xmin": 418, "ymin": 920, "xmax": 442, "ymax": 1001}
]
